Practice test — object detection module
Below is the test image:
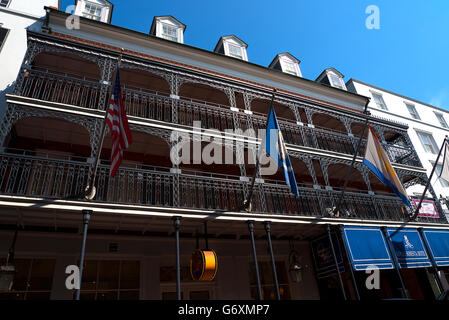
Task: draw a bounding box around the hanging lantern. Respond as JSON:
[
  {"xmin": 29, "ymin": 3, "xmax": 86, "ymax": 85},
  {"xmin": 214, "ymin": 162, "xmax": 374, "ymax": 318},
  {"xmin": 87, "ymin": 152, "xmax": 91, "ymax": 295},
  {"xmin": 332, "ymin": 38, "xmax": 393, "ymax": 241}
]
[{"xmin": 190, "ymin": 249, "xmax": 218, "ymax": 281}]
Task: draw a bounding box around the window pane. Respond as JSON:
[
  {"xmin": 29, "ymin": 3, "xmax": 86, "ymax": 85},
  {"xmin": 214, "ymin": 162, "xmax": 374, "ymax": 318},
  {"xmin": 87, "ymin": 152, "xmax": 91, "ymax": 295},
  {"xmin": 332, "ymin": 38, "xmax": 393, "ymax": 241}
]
[
  {"xmin": 80, "ymin": 260, "xmax": 98, "ymax": 290},
  {"xmin": 418, "ymin": 132, "xmax": 437, "ymax": 154},
  {"xmin": 28, "ymin": 259, "xmax": 55, "ymax": 291},
  {"xmin": 0, "ymin": 0, "xmax": 10, "ymax": 7},
  {"xmin": 436, "ymin": 114, "xmax": 448, "ymax": 128},
  {"xmin": 372, "ymin": 93, "xmax": 387, "ymax": 110},
  {"xmin": 329, "ymin": 74, "xmax": 343, "ymax": 88},
  {"xmin": 228, "ymin": 44, "xmax": 242, "ymax": 58},
  {"xmin": 161, "ymin": 23, "xmax": 178, "ymax": 41},
  {"xmin": 0, "ymin": 27, "xmax": 9, "ymax": 49},
  {"xmin": 120, "ymin": 261, "xmax": 140, "ymax": 289},
  {"xmin": 98, "ymin": 260, "xmax": 120, "ymax": 290},
  {"xmin": 283, "ymin": 62, "xmax": 297, "ymax": 75},
  {"xmin": 11, "ymin": 259, "xmax": 31, "ymax": 291}
]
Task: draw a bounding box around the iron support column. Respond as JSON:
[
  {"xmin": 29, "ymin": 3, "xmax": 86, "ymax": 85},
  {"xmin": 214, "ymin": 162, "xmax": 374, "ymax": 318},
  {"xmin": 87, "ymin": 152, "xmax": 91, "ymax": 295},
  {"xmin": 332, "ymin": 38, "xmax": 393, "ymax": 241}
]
[{"xmin": 264, "ymin": 221, "xmax": 280, "ymax": 300}]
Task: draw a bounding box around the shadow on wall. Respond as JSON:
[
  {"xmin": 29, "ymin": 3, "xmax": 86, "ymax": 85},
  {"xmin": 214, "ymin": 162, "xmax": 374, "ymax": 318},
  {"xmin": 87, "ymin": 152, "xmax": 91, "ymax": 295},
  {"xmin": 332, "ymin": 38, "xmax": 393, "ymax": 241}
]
[{"xmin": 0, "ymin": 81, "xmax": 15, "ymax": 122}]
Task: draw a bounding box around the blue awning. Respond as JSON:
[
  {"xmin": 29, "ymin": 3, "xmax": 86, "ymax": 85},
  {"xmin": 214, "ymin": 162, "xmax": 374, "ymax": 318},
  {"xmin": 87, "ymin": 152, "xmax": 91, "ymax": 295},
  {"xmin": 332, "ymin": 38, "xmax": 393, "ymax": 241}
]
[
  {"xmin": 422, "ymin": 229, "xmax": 449, "ymax": 267},
  {"xmin": 385, "ymin": 228, "xmax": 432, "ymax": 268},
  {"xmin": 342, "ymin": 226, "xmax": 394, "ymax": 271}
]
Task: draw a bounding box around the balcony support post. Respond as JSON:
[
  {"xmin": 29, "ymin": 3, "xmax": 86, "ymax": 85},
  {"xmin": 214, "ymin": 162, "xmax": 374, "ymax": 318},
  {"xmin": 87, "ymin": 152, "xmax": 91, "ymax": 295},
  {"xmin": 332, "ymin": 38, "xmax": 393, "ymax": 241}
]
[
  {"xmin": 264, "ymin": 221, "xmax": 281, "ymax": 300},
  {"xmin": 247, "ymin": 221, "xmax": 262, "ymax": 300},
  {"xmin": 75, "ymin": 209, "xmax": 92, "ymax": 300},
  {"xmin": 173, "ymin": 216, "xmax": 181, "ymax": 300}
]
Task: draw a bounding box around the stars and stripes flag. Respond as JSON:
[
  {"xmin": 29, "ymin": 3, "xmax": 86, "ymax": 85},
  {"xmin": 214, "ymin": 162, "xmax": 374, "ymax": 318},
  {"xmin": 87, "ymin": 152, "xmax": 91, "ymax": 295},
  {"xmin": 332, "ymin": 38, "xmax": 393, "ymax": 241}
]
[
  {"xmin": 363, "ymin": 125, "xmax": 410, "ymax": 206},
  {"xmin": 105, "ymin": 67, "xmax": 132, "ymax": 177}
]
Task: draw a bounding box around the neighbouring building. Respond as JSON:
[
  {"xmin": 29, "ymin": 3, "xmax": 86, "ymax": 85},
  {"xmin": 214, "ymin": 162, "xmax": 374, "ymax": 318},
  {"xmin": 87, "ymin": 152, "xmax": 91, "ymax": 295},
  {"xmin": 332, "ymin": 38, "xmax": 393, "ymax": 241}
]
[
  {"xmin": 347, "ymin": 78, "xmax": 449, "ymax": 223},
  {"xmin": 0, "ymin": 3, "xmax": 448, "ymax": 300},
  {"xmin": 0, "ymin": 0, "xmax": 60, "ymax": 120}
]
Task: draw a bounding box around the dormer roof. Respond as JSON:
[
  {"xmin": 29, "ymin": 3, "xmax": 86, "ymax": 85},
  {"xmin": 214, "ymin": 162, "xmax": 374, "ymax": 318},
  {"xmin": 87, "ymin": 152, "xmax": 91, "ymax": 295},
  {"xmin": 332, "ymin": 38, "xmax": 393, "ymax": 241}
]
[
  {"xmin": 74, "ymin": 0, "xmax": 114, "ymax": 24},
  {"xmin": 149, "ymin": 15, "xmax": 186, "ymax": 35},
  {"xmin": 268, "ymin": 52, "xmax": 302, "ymax": 77},
  {"xmin": 149, "ymin": 16, "xmax": 186, "ymax": 43},
  {"xmin": 316, "ymin": 68, "xmax": 346, "ymax": 90},
  {"xmin": 214, "ymin": 35, "xmax": 248, "ymax": 61}
]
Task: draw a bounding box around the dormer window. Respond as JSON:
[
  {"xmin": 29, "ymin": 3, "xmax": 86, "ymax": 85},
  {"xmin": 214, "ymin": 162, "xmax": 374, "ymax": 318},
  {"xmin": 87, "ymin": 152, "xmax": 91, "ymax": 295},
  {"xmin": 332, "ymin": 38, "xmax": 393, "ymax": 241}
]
[
  {"xmin": 329, "ymin": 73, "xmax": 344, "ymax": 89},
  {"xmin": 161, "ymin": 23, "xmax": 178, "ymax": 42},
  {"xmin": 316, "ymin": 68, "xmax": 347, "ymax": 90},
  {"xmin": 269, "ymin": 53, "xmax": 302, "ymax": 77},
  {"xmin": 83, "ymin": 2, "xmax": 102, "ymax": 21},
  {"xmin": 74, "ymin": 0, "xmax": 113, "ymax": 23},
  {"xmin": 283, "ymin": 61, "xmax": 297, "ymax": 75},
  {"xmin": 214, "ymin": 35, "xmax": 248, "ymax": 61},
  {"xmin": 228, "ymin": 43, "xmax": 243, "ymax": 59},
  {"xmin": 0, "ymin": 0, "xmax": 10, "ymax": 8},
  {"xmin": 150, "ymin": 16, "xmax": 186, "ymax": 44}
]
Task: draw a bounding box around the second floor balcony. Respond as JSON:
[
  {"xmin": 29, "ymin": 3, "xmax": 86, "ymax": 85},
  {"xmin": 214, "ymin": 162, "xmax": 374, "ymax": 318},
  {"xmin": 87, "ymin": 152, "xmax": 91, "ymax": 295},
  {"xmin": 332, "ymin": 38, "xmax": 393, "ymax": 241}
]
[
  {"xmin": 0, "ymin": 150, "xmax": 445, "ymax": 225},
  {"xmin": 16, "ymin": 67, "xmax": 422, "ymax": 168}
]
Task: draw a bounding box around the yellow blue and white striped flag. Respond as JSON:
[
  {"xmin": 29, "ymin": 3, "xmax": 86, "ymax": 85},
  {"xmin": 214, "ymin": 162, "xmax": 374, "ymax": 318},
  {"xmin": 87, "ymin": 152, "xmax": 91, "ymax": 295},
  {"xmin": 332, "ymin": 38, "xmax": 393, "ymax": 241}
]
[{"xmin": 363, "ymin": 125, "xmax": 410, "ymax": 206}]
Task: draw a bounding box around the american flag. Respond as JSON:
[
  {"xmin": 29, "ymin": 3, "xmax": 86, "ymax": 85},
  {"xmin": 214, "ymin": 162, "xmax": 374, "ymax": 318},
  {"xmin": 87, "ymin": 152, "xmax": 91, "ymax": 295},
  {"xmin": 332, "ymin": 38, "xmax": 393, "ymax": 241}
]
[{"xmin": 106, "ymin": 68, "xmax": 132, "ymax": 177}]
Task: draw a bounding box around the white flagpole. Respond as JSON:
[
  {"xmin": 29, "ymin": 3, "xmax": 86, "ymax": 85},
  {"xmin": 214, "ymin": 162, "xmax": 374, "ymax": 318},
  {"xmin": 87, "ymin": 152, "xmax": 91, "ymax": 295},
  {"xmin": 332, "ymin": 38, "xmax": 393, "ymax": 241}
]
[{"xmin": 411, "ymin": 136, "xmax": 448, "ymax": 220}]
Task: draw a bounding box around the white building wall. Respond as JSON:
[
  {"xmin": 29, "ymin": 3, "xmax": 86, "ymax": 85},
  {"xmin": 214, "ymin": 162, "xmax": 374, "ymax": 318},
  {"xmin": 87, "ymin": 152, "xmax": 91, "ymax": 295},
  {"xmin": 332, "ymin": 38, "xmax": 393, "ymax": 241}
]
[
  {"xmin": 0, "ymin": 0, "xmax": 59, "ymax": 120},
  {"xmin": 348, "ymin": 80, "xmax": 449, "ymax": 221}
]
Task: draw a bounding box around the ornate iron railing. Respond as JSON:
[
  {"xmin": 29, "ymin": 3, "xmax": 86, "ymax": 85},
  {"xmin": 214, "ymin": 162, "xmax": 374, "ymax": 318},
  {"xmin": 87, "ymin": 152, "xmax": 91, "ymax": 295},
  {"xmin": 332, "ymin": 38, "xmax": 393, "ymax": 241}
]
[
  {"xmin": 0, "ymin": 152, "xmax": 445, "ymax": 224},
  {"xmin": 19, "ymin": 69, "xmax": 421, "ymax": 167}
]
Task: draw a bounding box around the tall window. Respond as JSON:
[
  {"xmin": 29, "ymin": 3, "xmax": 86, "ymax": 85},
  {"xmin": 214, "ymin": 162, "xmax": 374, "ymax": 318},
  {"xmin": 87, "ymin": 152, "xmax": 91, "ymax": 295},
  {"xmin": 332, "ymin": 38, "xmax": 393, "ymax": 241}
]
[
  {"xmin": 0, "ymin": 27, "xmax": 9, "ymax": 52},
  {"xmin": 228, "ymin": 43, "xmax": 243, "ymax": 59},
  {"xmin": 283, "ymin": 61, "xmax": 297, "ymax": 76},
  {"xmin": 435, "ymin": 112, "xmax": 449, "ymax": 129},
  {"xmin": 329, "ymin": 74, "xmax": 344, "ymax": 89},
  {"xmin": 435, "ymin": 164, "xmax": 449, "ymax": 188},
  {"xmin": 161, "ymin": 23, "xmax": 178, "ymax": 42},
  {"xmin": 79, "ymin": 260, "xmax": 140, "ymax": 300},
  {"xmin": 372, "ymin": 92, "xmax": 388, "ymax": 110},
  {"xmin": 0, "ymin": 259, "xmax": 56, "ymax": 300},
  {"xmin": 406, "ymin": 103, "xmax": 420, "ymax": 120},
  {"xmin": 416, "ymin": 131, "xmax": 438, "ymax": 154},
  {"xmin": 83, "ymin": 2, "xmax": 102, "ymax": 21},
  {"xmin": 0, "ymin": 0, "xmax": 10, "ymax": 7},
  {"xmin": 249, "ymin": 261, "xmax": 290, "ymax": 300}
]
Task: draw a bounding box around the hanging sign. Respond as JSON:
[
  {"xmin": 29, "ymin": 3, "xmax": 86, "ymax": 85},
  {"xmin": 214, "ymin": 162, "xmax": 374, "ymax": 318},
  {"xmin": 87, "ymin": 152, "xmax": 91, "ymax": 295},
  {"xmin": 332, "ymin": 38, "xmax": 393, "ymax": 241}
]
[
  {"xmin": 190, "ymin": 249, "xmax": 218, "ymax": 281},
  {"xmin": 311, "ymin": 233, "xmax": 345, "ymax": 278},
  {"xmin": 412, "ymin": 199, "xmax": 439, "ymax": 218}
]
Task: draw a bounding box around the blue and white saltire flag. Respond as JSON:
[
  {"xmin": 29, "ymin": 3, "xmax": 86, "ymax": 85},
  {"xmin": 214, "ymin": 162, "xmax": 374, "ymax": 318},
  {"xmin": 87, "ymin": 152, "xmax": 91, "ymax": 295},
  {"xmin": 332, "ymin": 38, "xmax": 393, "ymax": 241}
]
[
  {"xmin": 261, "ymin": 106, "xmax": 299, "ymax": 197},
  {"xmin": 363, "ymin": 125, "xmax": 410, "ymax": 206}
]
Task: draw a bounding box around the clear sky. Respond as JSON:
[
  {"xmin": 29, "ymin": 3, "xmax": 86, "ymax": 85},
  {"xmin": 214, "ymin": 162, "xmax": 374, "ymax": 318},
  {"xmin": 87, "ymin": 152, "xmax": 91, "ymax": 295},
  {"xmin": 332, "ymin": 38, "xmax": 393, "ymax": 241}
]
[{"xmin": 61, "ymin": 0, "xmax": 449, "ymax": 110}]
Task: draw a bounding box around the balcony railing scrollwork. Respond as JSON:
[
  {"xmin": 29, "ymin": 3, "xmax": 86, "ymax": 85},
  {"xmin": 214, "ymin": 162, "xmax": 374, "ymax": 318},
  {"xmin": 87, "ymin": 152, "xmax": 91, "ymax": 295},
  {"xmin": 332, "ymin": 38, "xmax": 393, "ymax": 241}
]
[
  {"xmin": 18, "ymin": 68, "xmax": 421, "ymax": 167},
  {"xmin": 0, "ymin": 151, "xmax": 444, "ymax": 224}
]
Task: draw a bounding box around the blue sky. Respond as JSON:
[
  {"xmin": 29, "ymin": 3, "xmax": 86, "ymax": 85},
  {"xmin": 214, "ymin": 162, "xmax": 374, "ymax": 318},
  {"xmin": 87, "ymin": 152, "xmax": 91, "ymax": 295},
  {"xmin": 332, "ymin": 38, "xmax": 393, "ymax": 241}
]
[{"xmin": 61, "ymin": 0, "xmax": 449, "ymax": 109}]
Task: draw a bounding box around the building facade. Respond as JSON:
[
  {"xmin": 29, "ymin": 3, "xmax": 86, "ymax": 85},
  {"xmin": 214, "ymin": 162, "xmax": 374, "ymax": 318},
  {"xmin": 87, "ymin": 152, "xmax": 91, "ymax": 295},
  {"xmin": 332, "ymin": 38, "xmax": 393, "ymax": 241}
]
[
  {"xmin": 0, "ymin": 4, "xmax": 448, "ymax": 300},
  {"xmin": 347, "ymin": 79, "xmax": 449, "ymax": 222},
  {"xmin": 0, "ymin": 0, "xmax": 60, "ymax": 120}
]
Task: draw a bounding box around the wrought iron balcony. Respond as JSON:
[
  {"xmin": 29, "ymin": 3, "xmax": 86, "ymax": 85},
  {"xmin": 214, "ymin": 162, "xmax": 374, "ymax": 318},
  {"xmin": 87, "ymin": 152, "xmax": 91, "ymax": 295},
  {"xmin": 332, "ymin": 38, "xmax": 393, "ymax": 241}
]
[
  {"xmin": 18, "ymin": 68, "xmax": 421, "ymax": 167},
  {"xmin": 0, "ymin": 151, "xmax": 445, "ymax": 224}
]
